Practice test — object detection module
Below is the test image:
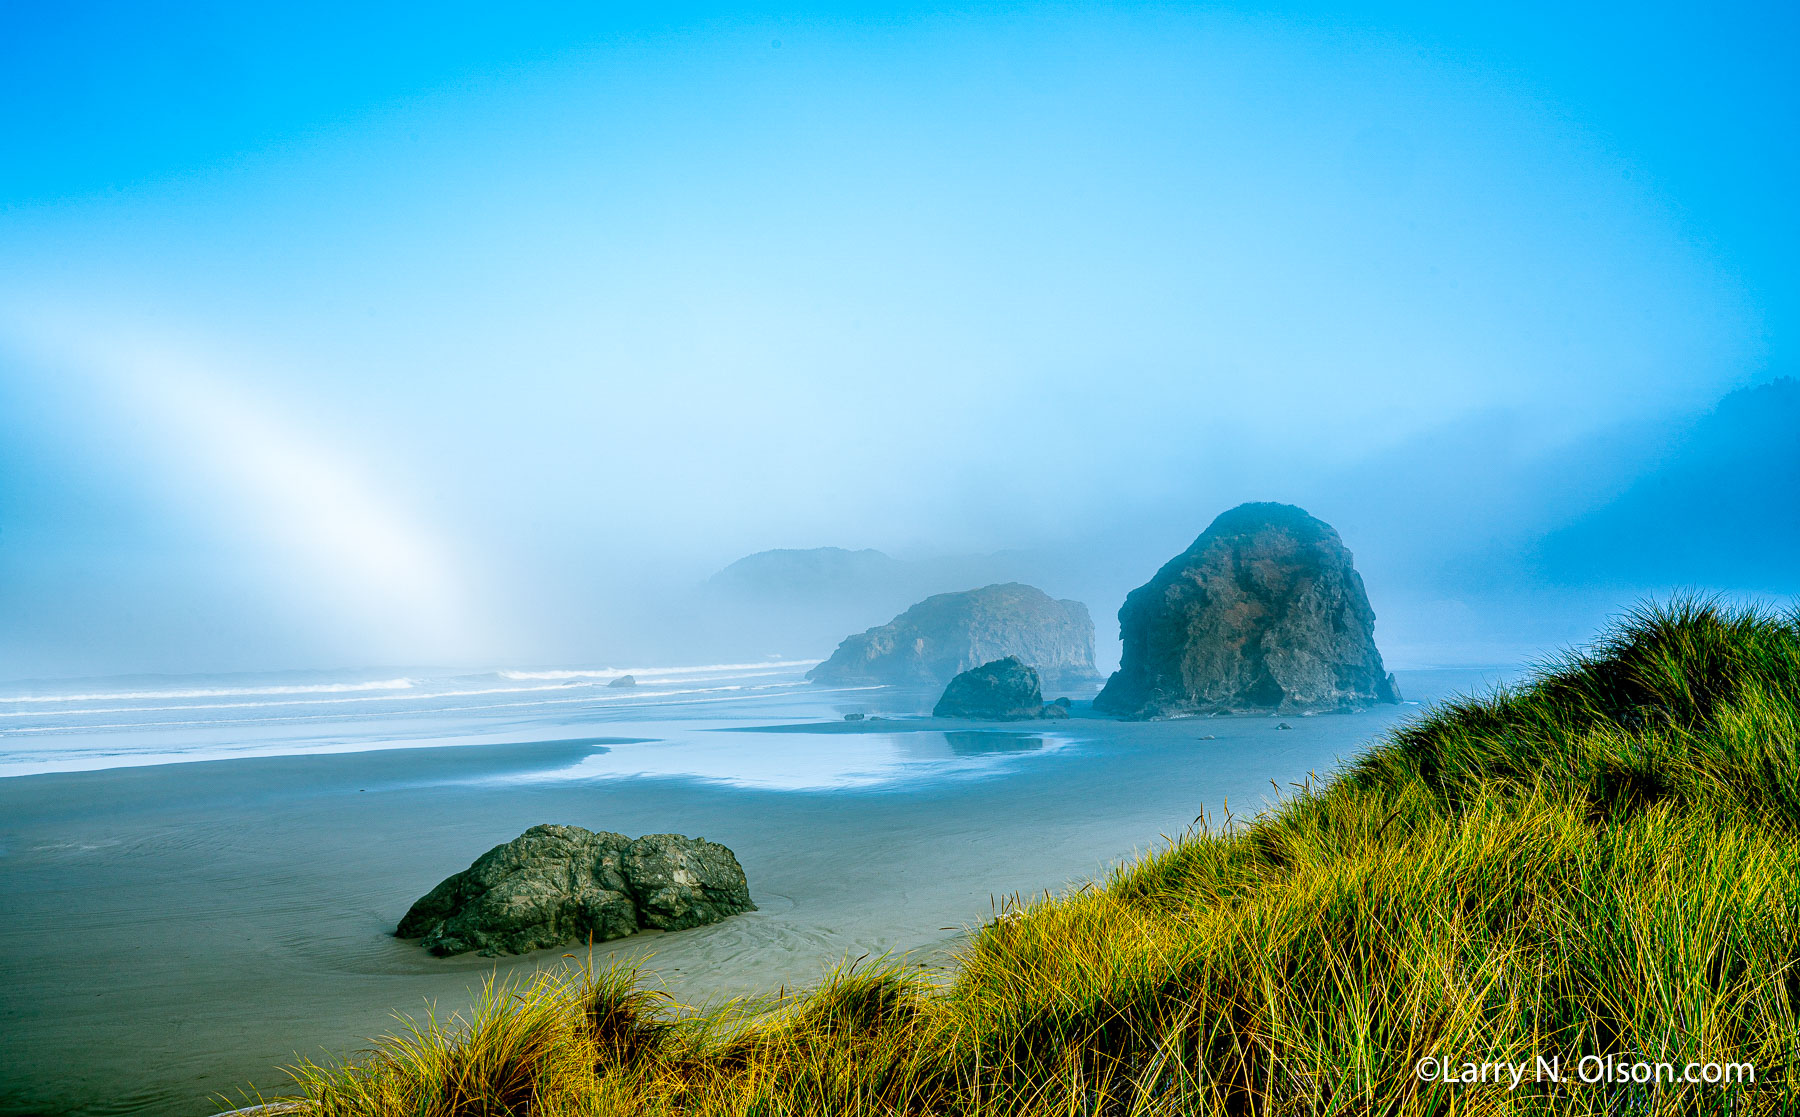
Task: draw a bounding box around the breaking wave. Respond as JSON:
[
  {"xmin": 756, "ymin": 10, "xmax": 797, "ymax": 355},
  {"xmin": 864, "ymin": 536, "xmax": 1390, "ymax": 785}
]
[
  {"xmin": 0, "ymin": 660, "xmax": 829, "ymax": 776},
  {"xmin": 0, "ymin": 678, "xmax": 417, "ymax": 704},
  {"xmin": 499, "ymin": 659, "xmax": 819, "ymax": 680}
]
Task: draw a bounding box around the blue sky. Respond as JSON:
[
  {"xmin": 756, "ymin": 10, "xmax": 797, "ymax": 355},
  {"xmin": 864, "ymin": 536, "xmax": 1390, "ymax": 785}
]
[{"xmin": 1, "ymin": 1, "xmax": 1795, "ymax": 676}]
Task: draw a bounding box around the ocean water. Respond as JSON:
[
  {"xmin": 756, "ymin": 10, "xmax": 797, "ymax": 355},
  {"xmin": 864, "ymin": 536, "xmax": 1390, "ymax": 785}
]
[
  {"xmin": 0, "ymin": 660, "xmax": 782, "ymax": 774},
  {"xmin": 0, "ymin": 659, "xmax": 1093, "ymax": 786},
  {"xmin": 0, "ymin": 660, "xmax": 1523, "ymax": 786}
]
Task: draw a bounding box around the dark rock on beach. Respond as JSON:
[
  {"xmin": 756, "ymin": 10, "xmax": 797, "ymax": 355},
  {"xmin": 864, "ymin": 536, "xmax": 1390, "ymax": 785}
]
[
  {"xmin": 396, "ymin": 824, "xmax": 754, "ymax": 956},
  {"xmin": 808, "ymin": 583, "xmax": 1098, "ymax": 688},
  {"xmin": 1094, "ymin": 503, "xmax": 1401, "ymax": 719},
  {"xmin": 933, "ymin": 656, "xmax": 1070, "ymax": 720},
  {"xmin": 623, "ymin": 834, "xmax": 754, "ymax": 932}
]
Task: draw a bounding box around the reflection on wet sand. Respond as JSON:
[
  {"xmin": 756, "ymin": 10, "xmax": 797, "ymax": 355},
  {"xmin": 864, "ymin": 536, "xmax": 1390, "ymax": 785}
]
[{"xmin": 942, "ymin": 731, "xmax": 1046, "ymax": 755}]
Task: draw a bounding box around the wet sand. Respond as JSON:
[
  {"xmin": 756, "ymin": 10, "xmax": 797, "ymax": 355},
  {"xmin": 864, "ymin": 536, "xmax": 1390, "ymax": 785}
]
[{"xmin": 0, "ymin": 673, "xmax": 1494, "ymax": 1117}]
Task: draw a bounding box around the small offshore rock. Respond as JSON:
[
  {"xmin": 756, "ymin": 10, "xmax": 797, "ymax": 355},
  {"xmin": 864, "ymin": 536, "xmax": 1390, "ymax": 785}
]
[
  {"xmin": 1275, "ymin": 722, "xmax": 1293, "ymax": 730},
  {"xmin": 397, "ymin": 824, "xmax": 754, "ymax": 957},
  {"xmin": 1052, "ymin": 696, "xmax": 1072, "ymax": 709},
  {"xmin": 933, "ymin": 656, "xmax": 1048, "ymax": 720},
  {"xmin": 1038, "ymin": 702, "xmax": 1070, "ymax": 719},
  {"xmin": 843, "ymin": 712, "xmax": 865, "ymax": 721},
  {"xmin": 1196, "ymin": 734, "xmax": 1217, "ymax": 740},
  {"xmin": 608, "ymin": 675, "xmax": 637, "ymax": 688}
]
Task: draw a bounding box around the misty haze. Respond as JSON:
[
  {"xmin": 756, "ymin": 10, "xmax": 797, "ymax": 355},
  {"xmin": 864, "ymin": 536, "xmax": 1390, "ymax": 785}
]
[{"xmin": 1, "ymin": 4, "xmax": 1795, "ymax": 1116}]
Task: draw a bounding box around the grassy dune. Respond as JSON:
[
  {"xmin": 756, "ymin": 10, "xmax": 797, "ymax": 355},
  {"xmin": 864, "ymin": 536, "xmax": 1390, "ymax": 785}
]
[{"xmin": 268, "ymin": 601, "xmax": 1799, "ymax": 1115}]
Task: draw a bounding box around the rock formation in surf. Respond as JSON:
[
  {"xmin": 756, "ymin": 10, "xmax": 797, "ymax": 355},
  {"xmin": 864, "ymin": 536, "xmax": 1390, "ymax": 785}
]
[
  {"xmin": 807, "ymin": 583, "xmax": 1098, "ymax": 688},
  {"xmin": 933, "ymin": 656, "xmax": 1066, "ymax": 720},
  {"xmin": 397, "ymin": 825, "xmax": 754, "ymax": 957},
  {"xmin": 1093, "ymin": 503, "xmax": 1400, "ymax": 718}
]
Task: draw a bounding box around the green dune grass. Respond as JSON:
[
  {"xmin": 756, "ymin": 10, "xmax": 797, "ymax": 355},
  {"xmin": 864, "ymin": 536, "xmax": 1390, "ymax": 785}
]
[{"xmin": 266, "ymin": 600, "xmax": 1800, "ymax": 1116}]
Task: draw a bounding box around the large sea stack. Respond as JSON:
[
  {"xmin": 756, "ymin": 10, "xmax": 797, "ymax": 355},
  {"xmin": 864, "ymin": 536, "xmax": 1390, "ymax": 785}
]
[
  {"xmin": 807, "ymin": 583, "xmax": 1097, "ymax": 688},
  {"xmin": 1094, "ymin": 503, "xmax": 1400, "ymax": 718}
]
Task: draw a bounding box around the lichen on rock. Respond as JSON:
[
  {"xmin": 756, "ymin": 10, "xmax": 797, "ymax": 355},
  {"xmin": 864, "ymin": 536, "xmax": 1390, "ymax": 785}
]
[{"xmin": 396, "ymin": 824, "xmax": 754, "ymax": 956}]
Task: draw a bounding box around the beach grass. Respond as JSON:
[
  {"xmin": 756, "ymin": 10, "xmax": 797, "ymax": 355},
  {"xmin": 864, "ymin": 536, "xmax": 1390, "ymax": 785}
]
[{"xmin": 266, "ymin": 599, "xmax": 1800, "ymax": 1115}]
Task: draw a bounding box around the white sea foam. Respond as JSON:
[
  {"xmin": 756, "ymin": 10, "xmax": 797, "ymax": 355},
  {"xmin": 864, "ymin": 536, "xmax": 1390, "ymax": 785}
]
[
  {"xmin": 0, "ymin": 680, "xmax": 600, "ymax": 718},
  {"xmin": 498, "ymin": 659, "xmax": 819, "ymax": 680},
  {"xmin": 0, "ymin": 678, "xmax": 417, "ymax": 704},
  {"xmin": 0, "ymin": 677, "xmax": 821, "ymax": 740},
  {"xmin": 0, "ymin": 661, "xmax": 834, "ymax": 774},
  {"xmin": 0, "ymin": 676, "xmax": 819, "ymax": 722}
]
